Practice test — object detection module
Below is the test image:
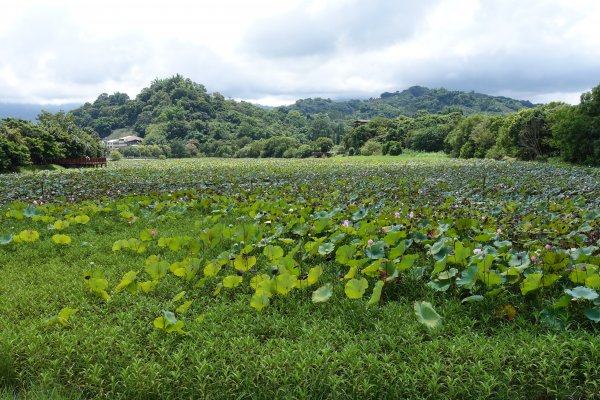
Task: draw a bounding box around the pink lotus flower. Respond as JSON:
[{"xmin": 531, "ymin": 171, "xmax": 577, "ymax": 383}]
[
  {"xmin": 150, "ymin": 229, "xmax": 157, "ymax": 237},
  {"xmin": 394, "ymin": 211, "xmax": 401, "ymax": 218},
  {"xmin": 408, "ymin": 211, "xmax": 414, "ymax": 218},
  {"xmin": 531, "ymin": 255, "xmax": 538, "ymax": 262},
  {"xmin": 496, "ymin": 228, "xmax": 502, "ymax": 234},
  {"xmin": 544, "ymin": 244, "xmax": 552, "ymax": 250},
  {"xmin": 342, "ymin": 220, "xmax": 350, "ymax": 227},
  {"xmin": 473, "ymin": 248, "xmax": 482, "ymax": 255},
  {"xmin": 367, "ymin": 239, "xmax": 374, "ymax": 246}
]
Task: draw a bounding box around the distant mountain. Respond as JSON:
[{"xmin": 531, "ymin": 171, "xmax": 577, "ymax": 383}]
[
  {"xmin": 283, "ymin": 86, "xmax": 536, "ymax": 120},
  {"xmin": 0, "ymin": 103, "xmax": 81, "ymax": 121}
]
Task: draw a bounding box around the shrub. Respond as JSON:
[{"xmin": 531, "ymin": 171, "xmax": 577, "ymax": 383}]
[
  {"xmin": 331, "ymin": 145, "xmax": 345, "ymax": 155},
  {"xmin": 109, "ymin": 150, "xmax": 123, "ymax": 161},
  {"xmin": 314, "ymin": 137, "xmax": 334, "ymax": 153},
  {"xmin": 359, "ymin": 140, "xmax": 382, "ymax": 156},
  {"xmin": 387, "ymin": 141, "xmax": 403, "ymax": 156}
]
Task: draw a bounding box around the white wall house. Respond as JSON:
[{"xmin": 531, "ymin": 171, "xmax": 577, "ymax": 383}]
[{"xmin": 104, "ymin": 135, "xmax": 143, "ymax": 149}]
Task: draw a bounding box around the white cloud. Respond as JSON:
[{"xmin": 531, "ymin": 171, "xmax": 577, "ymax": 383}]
[{"xmin": 0, "ymin": 0, "xmax": 598, "ymax": 105}]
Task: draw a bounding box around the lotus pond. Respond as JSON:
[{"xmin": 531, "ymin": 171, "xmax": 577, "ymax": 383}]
[{"xmin": 1, "ymin": 156, "xmax": 600, "ymax": 399}]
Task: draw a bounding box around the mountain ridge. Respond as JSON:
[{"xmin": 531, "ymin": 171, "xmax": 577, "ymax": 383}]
[{"xmin": 0, "ymin": 81, "xmax": 535, "ymax": 125}]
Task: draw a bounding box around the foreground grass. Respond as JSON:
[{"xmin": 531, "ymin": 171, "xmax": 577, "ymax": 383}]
[{"xmin": 1, "ymin": 156, "xmax": 599, "ymax": 399}]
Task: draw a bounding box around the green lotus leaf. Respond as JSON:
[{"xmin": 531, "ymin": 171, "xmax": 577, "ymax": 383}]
[
  {"xmin": 203, "ymin": 260, "xmax": 221, "ymax": 277},
  {"xmin": 18, "ymin": 230, "xmax": 39, "ymax": 242},
  {"xmin": 274, "ymin": 273, "xmax": 297, "ymax": 295},
  {"xmin": 222, "ymin": 275, "xmax": 243, "ymax": 288},
  {"xmin": 312, "ymin": 284, "xmax": 333, "ymax": 303},
  {"xmin": 233, "ymin": 254, "xmax": 257, "ymax": 272},
  {"xmin": 335, "ymin": 245, "xmax": 356, "ymax": 265},
  {"xmin": 345, "ymin": 277, "xmax": 368, "ymax": 299},
  {"xmin": 115, "ymin": 271, "xmax": 138, "ymax": 293},
  {"xmin": 176, "ymin": 300, "xmax": 193, "ymax": 314},
  {"xmin": 521, "ymin": 273, "xmax": 543, "ymax": 295},
  {"xmin": 318, "ymin": 242, "xmax": 335, "ymax": 255},
  {"xmin": 172, "ymin": 291, "xmax": 186, "ymax": 302},
  {"xmin": 461, "ymin": 295, "xmax": 484, "ymax": 303},
  {"xmin": 584, "ymin": 307, "xmax": 600, "ymax": 322},
  {"xmin": 367, "ymin": 280, "xmax": 384, "ymax": 306},
  {"xmin": 397, "ymin": 254, "xmax": 419, "ymax": 271},
  {"xmin": 139, "ymin": 280, "xmax": 158, "ymax": 293},
  {"xmin": 0, "ymin": 234, "xmax": 13, "ymax": 245},
  {"xmin": 53, "ymin": 220, "xmax": 70, "ymax": 231},
  {"xmin": 414, "ymin": 301, "xmax": 442, "ymax": 330},
  {"xmin": 456, "ymin": 265, "xmax": 478, "ymax": 289},
  {"xmin": 565, "ymin": 286, "xmax": 599, "ymax": 301},
  {"xmin": 365, "ymin": 241, "xmax": 385, "ymax": 260},
  {"xmin": 307, "ymin": 265, "xmax": 323, "ymax": 285},
  {"xmin": 52, "ymin": 234, "xmax": 72, "ymax": 245},
  {"xmin": 585, "ymin": 274, "xmax": 600, "ymax": 289},
  {"xmin": 145, "ymin": 260, "xmax": 169, "ymax": 280},
  {"xmin": 24, "ymin": 207, "xmax": 43, "ymax": 218},
  {"xmin": 263, "ymin": 244, "xmax": 284, "ymax": 260},
  {"xmin": 427, "ymin": 279, "xmax": 451, "ymax": 292},
  {"xmin": 250, "ymin": 291, "xmax": 270, "ymax": 311}
]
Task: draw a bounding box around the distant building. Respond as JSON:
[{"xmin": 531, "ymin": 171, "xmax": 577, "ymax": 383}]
[
  {"xmin": 353, "ymin": 119, "xmax": 370, "ymax": 127},
  {"xmin": 104, "ymin": 135, "xmax": 143, "ymax": 149}
]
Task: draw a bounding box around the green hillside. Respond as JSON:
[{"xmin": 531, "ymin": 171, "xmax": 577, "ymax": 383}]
[{"xmin": 285, "ymin": 86, "xmax": 535, "ymax": 119}]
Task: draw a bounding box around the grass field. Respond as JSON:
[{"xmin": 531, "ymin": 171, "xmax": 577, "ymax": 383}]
[{"xmin": 1, "ymin": 156, "xmax": 599, "ymax": 399}]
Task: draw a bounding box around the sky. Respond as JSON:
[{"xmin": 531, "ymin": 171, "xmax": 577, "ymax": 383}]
[{"xmin": 0, "ymin": 0, "xmax": 599, "ymax": 106}]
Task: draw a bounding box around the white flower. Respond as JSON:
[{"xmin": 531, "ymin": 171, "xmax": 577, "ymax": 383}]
[{"xmin": 473, "ymin": 248, "xmax": 482, "ymax": 255}]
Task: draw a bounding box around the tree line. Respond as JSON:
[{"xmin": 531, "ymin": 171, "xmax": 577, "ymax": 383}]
[
  {"xmin": 343, "ymin": 84, "xmax": 599, "ymax": 165},
  {"xmin": 0, "ymin": 112, "xmax": 104, "ymax": 171},
  {"xmin": 1, "ymin": 75, "xmax": 598, "ymax": 171}
]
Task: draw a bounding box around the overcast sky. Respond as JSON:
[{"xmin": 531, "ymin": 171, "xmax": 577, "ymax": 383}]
[{"xmin": 1, "ymin": 0, "xmax": 599, "ymax": 106}]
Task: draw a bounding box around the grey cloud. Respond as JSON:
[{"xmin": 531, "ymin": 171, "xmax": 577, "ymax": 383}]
[
  {"xmin": 243, "ymin": 0, "xmax": 438, "ymax": 59},
  {"xmin": 1, "ymin": 0, "xmax": 599, "ymax": 105}
]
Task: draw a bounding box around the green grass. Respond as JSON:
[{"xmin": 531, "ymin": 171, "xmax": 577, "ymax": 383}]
[
  {"xmin": 16, "ymin": 164, "xmax": 65, "ymax": 173},
  {"xmin": 0, "ymin": 156, "xmax": 599, "ymax": 399},
  {"xmin": 340, "ymin": 150, "xmax": 449, "ymax": 162}
]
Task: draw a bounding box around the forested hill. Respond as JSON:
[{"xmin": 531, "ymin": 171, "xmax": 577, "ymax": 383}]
[
  {"xmin": 69, "ymin": 75, "xmax": 535, "ymax": 143},
  {"xmin": 2, "ymin": 74, "xmax": 598, "ymax": 167},
  {"xmin": 284, "ymin": 86, "xmax": 535, "ymax": 120}
]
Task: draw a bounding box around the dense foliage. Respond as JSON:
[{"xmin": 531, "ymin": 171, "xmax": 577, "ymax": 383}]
[
  {"xmin": 0, "ymin": 157, "xmax": 599, "ymax": 399},
  {"xmin": 67, "ymin": 75, "xmax": 540, "ymax": 159},
  {"xmin": 285, "ymin": 85, "xmax": 534, "ymax": 119},
  {"xmin": 70, "ymin": 75, "xmax": 346, "ymax": 158},
  {"xmin": 65, "ymin": 75, "xmax": 599, "ymax": 166},
  {"xmin": 344, "ymin": 84, "xmax": 600, "ymax": 164},
  {"xmin": 0, "ymin": 113, "xmax": 105, "ymax": 171}
]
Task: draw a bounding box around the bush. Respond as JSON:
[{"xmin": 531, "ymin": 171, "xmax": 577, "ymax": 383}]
[
  {"xmin": 407, "ymin": 126, "xmax": 447, "ymax": 152},
  {"xmin": 314, "ymin": 137, "xmax": 334, "ymax": 153},
  {"xmin": 262, "ymin": 136, "xmax": 300, "ymax": 158},
  {"xmin": 235, "ymin": 141, "xmax": 265, "ymax": 158},
  {"xmin": 359, "ymin": 140, "xmax": 382, "ymax": 156},
  {"xmin": 331, "ymin": 145, "xmax": 345, "ymax": 155},
  {"xmin": 283, "ymin": 144, "xmax": 314, "ymax": 158},
  {"xmin": 0, "ymin": 136, "xmax": 31, "ymax": 171},
  {"xmin": 387, "ymin": 141, "xmax": 403, "ymax": 156},
  {"xmin": 348, "ymin": 147, "xmax": 355, "ymax": 156},
  {"xmin": 109, "ymin": 150, "xmax": 123, "ymax": 161}
]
